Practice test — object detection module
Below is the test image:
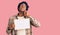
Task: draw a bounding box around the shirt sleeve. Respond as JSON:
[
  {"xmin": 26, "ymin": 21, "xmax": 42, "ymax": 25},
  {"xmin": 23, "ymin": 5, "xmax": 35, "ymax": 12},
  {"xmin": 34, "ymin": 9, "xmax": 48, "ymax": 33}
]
[
  {"xmin": 29, "ymin": 16, "xmax": 41, "ymax": 27},
  {"xmin": 6, "ymin": 17, "xmax": 14, "ymax": 34}
]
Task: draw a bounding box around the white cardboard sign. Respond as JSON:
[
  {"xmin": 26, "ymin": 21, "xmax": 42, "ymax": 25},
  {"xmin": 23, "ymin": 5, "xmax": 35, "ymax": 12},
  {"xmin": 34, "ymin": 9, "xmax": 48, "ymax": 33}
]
[{"xmin": 14, "ymin": 18, "xmax": 30, "ymax": 30}]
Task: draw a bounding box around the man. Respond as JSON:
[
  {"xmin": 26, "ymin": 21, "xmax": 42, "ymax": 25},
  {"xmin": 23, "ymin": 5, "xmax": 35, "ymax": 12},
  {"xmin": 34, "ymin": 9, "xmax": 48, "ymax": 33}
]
[{"xmin": 6, "ymin": 1, "xmax": 40, "ymax": 35}]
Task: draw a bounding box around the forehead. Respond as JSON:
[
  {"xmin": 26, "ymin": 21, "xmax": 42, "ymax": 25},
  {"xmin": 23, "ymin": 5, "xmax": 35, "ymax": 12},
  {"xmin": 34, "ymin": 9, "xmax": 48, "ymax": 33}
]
[{"xmin": 20, "ymin": 3, "xmax": 26, "ymax": 6}]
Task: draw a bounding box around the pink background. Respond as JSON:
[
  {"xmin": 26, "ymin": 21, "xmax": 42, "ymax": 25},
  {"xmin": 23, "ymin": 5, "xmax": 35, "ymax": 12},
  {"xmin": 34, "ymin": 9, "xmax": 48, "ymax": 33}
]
[{"xmin": 0, "ymin": 0, "xmax": 60, "ymax": 35}]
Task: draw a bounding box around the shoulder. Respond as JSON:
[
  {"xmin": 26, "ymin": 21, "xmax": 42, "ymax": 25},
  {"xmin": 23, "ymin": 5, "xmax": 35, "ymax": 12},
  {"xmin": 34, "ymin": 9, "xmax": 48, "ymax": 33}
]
[
  {"xmin": 28, "ymin": 16, "xmax": 34, "ymax": 19},
  {"xmin": 9, "ymin": 15, "xmax": 17, "ymax": 20}
]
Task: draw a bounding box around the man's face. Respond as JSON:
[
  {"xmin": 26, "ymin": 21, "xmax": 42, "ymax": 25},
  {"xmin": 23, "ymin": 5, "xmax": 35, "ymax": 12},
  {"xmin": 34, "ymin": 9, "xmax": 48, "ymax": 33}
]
[{"xmin": 19, "ymin": 3, "xmax": 26, "ymax": 12}]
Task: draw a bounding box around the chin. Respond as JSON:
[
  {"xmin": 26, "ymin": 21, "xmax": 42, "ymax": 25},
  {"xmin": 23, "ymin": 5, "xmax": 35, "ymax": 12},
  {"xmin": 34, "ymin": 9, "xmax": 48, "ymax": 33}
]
[{"xmin": 21, "ymin": 10, "xmax": 25, "ymax": 12}]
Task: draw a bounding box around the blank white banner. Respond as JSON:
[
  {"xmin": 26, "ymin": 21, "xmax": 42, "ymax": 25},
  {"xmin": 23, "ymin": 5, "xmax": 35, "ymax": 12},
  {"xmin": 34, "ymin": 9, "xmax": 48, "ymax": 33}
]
[{"xmin": 14, "ymin": 18, "xmax": 30, "ymax": 30}]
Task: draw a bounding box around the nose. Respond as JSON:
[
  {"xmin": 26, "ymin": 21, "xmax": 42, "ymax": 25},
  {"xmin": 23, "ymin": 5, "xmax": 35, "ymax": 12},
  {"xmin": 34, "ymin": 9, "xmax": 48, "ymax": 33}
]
[{"xmin": 21, "ymin": 5, "xmax": 24, "ymax": 8}]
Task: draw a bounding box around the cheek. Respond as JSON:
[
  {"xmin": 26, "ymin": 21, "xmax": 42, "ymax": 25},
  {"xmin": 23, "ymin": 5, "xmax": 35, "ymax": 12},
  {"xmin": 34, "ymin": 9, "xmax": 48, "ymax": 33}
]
[
  {"xmin": 19, "ymin": 6, "xmax": 26, "ymax": 11},
  {"xmin": 22, "ymin": 7, "xmax": 26, "ymax": 11},
  {"xmin": 24, "ymin": 7, "xmax": 26, "ymax": 10}
]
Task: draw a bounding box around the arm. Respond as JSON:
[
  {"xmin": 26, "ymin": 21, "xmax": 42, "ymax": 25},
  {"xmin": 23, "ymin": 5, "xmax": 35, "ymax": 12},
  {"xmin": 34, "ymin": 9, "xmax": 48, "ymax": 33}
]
[
  {"xmin": 30, "ymin": 16, "xmax": 40, "ymax": 27},
  {"xmin": 6, "ymin": 17, "xmax": 14, "ymax": 35},
  {"xmin": 23, "ymin": 12, "xmax": 40, "ymax": 27}
]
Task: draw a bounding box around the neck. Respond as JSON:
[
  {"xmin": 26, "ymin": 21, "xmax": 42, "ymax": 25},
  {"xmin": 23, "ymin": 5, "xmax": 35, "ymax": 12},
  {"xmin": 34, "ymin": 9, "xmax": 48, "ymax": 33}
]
[
  {"xmin": 18, "ymin": 12, "xmax": 24, "ymax": 17},
  {"xmin": 18, "ymin": 10, "xmax": 27, "ymax": 17}
]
